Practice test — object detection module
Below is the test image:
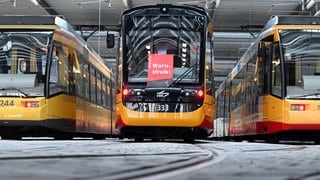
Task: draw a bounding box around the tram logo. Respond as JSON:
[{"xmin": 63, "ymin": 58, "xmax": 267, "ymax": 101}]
[{"xmin": 156, "ymin": 90, "xmax": 169, "ymax": 98}]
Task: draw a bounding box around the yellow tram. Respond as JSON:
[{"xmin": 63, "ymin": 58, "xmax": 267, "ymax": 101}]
[
  {"xmin": 0, "ymin": 15, "xmax": 115, "ymax": 139},
  {"xmin": 215, "ymin": 15, "xmax": 320, "ymax": 143},
  {"xmin": 114, "ymin": 4, "xmax": 215, "ymax": 142}
]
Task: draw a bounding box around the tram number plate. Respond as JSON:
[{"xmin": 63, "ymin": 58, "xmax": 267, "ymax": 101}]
[
  {"xmin": 0, "ymin": 100, "xmax": 14, "ymax": 107},
  {"xmin": 153, "ymin": 104, "xmax": 169, "ymax": 112},
  {"xmin": 126, "ymin": 103, "xmax": 170, "ymax": 112}
]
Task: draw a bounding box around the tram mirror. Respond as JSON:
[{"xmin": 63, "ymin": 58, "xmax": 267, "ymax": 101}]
[{"xmin": 106, "ymin": 33, "xmax": 115, "ymax": 48}]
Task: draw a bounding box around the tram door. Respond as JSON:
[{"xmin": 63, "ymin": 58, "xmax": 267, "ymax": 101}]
[{"xmin": 260, "ymin": 35, "xmax": 284, "ymax": 123}]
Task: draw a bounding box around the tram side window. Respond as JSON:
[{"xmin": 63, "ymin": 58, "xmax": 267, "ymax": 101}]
[
  {"xmin": 83, "ymin": 62, "xmax": 90, "ymax": 99},
  {"xmin": 239, "ymin": 67, "xmax": 247, "ymax": 104},
  {"xmin": 49, "ymin": 42, "xmax": 78, "ymax": 96},
  {"xmin": 230, "ymin": 82, "xmax": 236, "ymax": 110},
  {"xmin": 271, "ymin": 42, "xmax": 282, "ymax": 97},
  {"xmin": 248, "ymin": 53, "xmax": 260, "ymax": 114},
  {"xmin": 264, "ymin": 43, "xmax": 272, "ymax": 94},
  {"xmin": 110, "ymin": 77, "xmax": 114, "ymax": 108},
  {"xmin": 255, "ymin": 45, "xmax": 265, "ymax": 94},
  {"xmin": 96, "ymin": 72, "xmax": 102, "ymax": 106},
  {"xmin": 102, "ymin": 77, "xmax": 107, "ymax": 107},
  {"xmin": 206, "ymin": 40, "xmax": 214, "ymax": 95},
  {"xmin": 49, "ymin": 43, "xmax": 70, "ymax": 95},
  {"xmin": 90, "ymin": 67, "xmax": 97, "ymax": 103},
  {"xmin": 75, "ymin": 52, "xmax": 85, "ymax": 98},
  {"xmin": 106, "ymin": 77, "xmax": 112, "ymax": 109},
  {"xmin": 230, "ymin": 79, "xmax": 243, "ymax": 110},
  {"xmin": 68, "ymin": 52, "xmax": 76, "ymax": 95}
]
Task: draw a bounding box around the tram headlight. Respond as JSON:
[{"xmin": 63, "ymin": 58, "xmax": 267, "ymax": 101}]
[
  {"xmin": 122, "ymin": 88, "xmax": 129, "ymax": 96},
  {"xmin": 122, "ymin": 88, "xmax": 143, "ymax": 96},
  {"xmin": 122, "ymin": 88, "xmax": 144, "ymax": 101},
  {"xmin": 161, "ymin": 7, "xmax": 168, "ymax": 13},
  {"xmin": 23, "ymin": 101, "xmax": 40, "ymax": 108},
  {"xmin": 197, "ymin": 89, "xmax": 204, "ymax": 97},
  {"xmin": 291, "ymin": 104, "xmax": 306, "ymax": 111},
  {"xmin": 182, "ymin": 89, "xmax": 204, "ymax": 98}
]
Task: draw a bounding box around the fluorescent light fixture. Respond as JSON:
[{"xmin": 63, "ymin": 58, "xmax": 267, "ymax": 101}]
[
  {"xmin": 29, "ymin": 0, "xmax": 39, "ymax": 6},
  {"xmin": 306, "ymin": 0, "xmax": 315, "ymax": 9},
  {"xmin": 122, "ymin": 0, "xmax": 128, "ymax": 8},
  {"xmin": 215, "ymin": 0, "xmax": 220, "ymax": 8}
]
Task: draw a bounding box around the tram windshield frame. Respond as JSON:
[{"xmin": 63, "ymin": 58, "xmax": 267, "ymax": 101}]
[
  {"xmin": 122, "ymin": 12, "xmax": 206, "ymax": 87},
  {"xmin": 280, "ymin": 29, "xmax": 320, "ymax": 99},
  {"xmin": 0, "ymin": 30, "xmax": 53, "ymax": 97}
]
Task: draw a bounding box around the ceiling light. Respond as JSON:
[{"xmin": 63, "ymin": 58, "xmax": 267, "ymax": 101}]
[
  {"xmin": 121, "ymin": 0, "xmax": 128, "ymax": 8},
  {"xmin": 305, "ymin": 0, "xmax": 315, "ymax": 9},
  {"xmin": 29, "ymin": 0, "xmax": 39, "ymax": 6}
]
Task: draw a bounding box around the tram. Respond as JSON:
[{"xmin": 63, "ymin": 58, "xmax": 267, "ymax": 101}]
[
  {"xmin": 0, "ymin": 15, "xmax": 115, "ymax": 139},
  {"xmin": 215, "ymin": 15, "xmax": 320, "ymax": 142},
  {"xmin": 113, "ymin": 4, "xmax": 215, "ymax": 142}
]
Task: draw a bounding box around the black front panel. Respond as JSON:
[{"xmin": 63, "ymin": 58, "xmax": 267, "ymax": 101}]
[{"xmin": 123, "ymin": 87, "xmax": 203, "ymax": 112}]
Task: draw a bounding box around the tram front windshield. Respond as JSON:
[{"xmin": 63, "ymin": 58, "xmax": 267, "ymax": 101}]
[
  {"xmin": 280, "ymin": 30, "xmax": 320, "ymax": 99},
  {"xmin": 0, "ymin": 31, "xmax": 52, "ymax": 97},
  {"xmin": 124, "ymin": 14, "xmax": 204, "ymax": 87}
]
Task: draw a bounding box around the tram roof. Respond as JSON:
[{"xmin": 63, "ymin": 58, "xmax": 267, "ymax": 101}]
[
  {"xmin": 122, "ymin": 4, "xmax": 208, "ymax": 17},
  {"xmin": 263, "ymin": 15, "xmax": 320, "ymax": 31},
  {"xmin": 0, "ymin": 15, "xmax": 64, "ymax": 26},
  {"xmin": 0, "ymin": 15, "xmax": 78, "ymax": 36},
  {"xmin": 0, "ymin": 15, "xmax": 91, "ymax": 49}
]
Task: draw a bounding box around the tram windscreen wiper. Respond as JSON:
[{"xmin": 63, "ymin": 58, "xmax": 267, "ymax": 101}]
[
  {"xmin": 169, "ymin": 63, "xmax": 197, "ymax": 87},
  {"xmin": 0, "ymin": 87, "xmax": 28, "ymax": 97}
]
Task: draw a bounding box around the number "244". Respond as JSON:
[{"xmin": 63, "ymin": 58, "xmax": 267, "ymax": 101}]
[{"xmin": 0, "ymin": 100, "xmax": 14, "ymax": 107}]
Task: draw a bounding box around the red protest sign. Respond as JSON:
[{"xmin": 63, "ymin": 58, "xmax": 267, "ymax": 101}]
[{"xmin": 147, "ymin": 54, "xmax": 174, "ymax": 82}]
